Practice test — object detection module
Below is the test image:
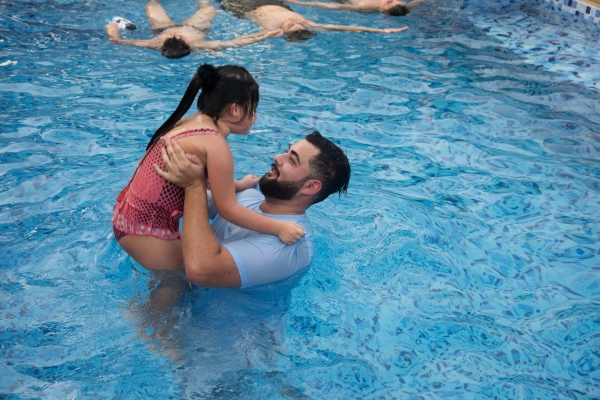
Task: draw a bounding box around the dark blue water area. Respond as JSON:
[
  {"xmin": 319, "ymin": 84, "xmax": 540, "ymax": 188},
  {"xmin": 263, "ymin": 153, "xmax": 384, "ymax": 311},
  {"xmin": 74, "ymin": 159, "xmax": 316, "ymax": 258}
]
[{"xmin": 1, "ymin": 0, "xmax": 600, "ymax": 398}]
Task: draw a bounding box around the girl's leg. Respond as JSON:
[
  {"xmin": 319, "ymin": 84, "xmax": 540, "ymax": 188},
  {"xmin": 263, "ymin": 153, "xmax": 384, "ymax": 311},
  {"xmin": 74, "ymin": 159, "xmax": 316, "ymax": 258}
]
[
  {"xmin": 145, "ymin": 0, "xmax": 177, "ymax": 31},
  {"xmin": 181, "ymin": 0, "xmax": 217, "ymax": 30},
  {"xmin": 119, "ymin": 235, "xmax": 184, "ymax": 271}
]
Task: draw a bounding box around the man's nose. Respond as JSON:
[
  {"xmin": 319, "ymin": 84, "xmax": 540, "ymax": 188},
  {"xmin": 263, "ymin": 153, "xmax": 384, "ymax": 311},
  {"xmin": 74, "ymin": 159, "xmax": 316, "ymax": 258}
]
[{"xmin": 273, "ymin": 153, "xmax": 285, "ymax": 164}]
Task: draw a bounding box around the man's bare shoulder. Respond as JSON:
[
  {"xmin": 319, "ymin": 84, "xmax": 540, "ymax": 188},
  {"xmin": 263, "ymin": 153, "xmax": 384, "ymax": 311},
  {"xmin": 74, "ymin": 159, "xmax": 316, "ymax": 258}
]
[
  {"xmin": 155, "ymin": 26, "xmax": 204, "ymax": 38},
  {"xmin": 254, "ymin": 5, "xmax": 296, "ymax": 15},
  {"xmin": 407, "ymin": 0, "xmax": 427, "ymax": 9}
]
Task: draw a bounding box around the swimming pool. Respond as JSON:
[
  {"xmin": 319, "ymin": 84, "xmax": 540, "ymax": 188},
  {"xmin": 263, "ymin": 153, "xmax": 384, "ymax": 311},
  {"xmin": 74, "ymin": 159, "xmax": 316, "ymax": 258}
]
[{"xmin": 1, "ymin": 0, "xmax": 599, "ymax": 397}]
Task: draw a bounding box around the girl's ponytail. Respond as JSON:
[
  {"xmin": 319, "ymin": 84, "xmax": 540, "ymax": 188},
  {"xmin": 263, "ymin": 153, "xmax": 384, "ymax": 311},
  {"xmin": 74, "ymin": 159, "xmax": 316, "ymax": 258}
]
[
  {"xmin": 146, "ymin": 64, "xmax": 219, "ymax": 150},
  {"xmin": 196, "ymin": 64, "xmax": 219, "ymax": 94}
]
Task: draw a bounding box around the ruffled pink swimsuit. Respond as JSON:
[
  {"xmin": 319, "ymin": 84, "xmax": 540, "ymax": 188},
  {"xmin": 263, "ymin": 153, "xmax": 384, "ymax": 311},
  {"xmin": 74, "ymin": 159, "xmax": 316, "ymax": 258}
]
[{"xmin": 112, "ymin": 129, "xmax": 223, "ymax": 241}]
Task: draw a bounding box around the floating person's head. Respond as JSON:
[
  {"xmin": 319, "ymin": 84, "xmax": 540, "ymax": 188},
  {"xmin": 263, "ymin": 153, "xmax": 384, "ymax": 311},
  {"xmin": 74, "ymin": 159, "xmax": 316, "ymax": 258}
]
[
  {"xmin": 160, "ymin": 36, "xmax": 192, "ymax": 58},
  {"xmin": 378, "ymin": 0, "xmax": 410, "ymax": 16},
  {"xmin": 280, "ymin": 18, "xmax": 317, "ymax": 42}
]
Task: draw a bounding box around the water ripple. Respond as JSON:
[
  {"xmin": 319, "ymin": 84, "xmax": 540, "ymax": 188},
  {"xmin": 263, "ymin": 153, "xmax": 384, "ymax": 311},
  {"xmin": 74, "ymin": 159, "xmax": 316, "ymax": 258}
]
[{"xmin": 1, "ymin": 0, "xmax": 599, "ymax": 398}]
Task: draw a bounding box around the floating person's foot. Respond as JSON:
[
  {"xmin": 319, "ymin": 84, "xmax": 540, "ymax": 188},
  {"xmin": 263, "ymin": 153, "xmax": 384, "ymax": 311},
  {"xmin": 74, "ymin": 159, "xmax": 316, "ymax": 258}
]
[{"xmin": 110, "ymin": 16, "xmax": 136, "ymax": 30}]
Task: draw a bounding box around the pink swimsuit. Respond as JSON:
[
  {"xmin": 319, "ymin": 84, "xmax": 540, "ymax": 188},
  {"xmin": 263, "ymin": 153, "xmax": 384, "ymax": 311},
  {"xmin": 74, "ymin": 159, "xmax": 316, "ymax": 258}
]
[{"xmin": 112, "ymin": 129, "xmax": 223, "ymax": 241}]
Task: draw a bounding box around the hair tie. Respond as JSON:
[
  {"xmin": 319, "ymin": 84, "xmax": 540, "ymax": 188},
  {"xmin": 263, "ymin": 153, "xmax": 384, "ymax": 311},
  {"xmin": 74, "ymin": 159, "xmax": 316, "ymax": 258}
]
[{"xmin": 196, "ymin": 64, "xmax": 219, "ymax": 92}]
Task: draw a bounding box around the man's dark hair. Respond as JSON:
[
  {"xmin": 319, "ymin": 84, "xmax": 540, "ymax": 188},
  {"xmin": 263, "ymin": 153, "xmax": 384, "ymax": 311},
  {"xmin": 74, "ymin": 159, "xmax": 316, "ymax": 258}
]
[
  {"xmin": 283, "ymin": 29, "xmax": 317, "ymax": 42},
  {"xmin": 160, "ymin": 37, "xmax": 191, "ymax": 58},
  {"xmin": 305, "ymin": 130, "xmax": 351, "ymax": 204},
  {"xmin": 385, "ymin": 4, "xmax": 410, "ymax": 16}
]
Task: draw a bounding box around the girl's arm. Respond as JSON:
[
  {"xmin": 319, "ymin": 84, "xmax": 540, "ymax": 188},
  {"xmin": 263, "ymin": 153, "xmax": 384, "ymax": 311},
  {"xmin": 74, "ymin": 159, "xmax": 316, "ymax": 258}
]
[
  {"xmin": 235, "ymin": 174, "xmax": 260, "ymax": 192},
  {"xmin": 201, "ymin": 137, "xmax": 305, "ymax": 244}
]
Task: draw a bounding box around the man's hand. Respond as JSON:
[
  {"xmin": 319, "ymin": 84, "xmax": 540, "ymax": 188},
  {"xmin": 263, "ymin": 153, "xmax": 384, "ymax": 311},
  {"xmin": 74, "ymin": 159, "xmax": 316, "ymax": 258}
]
[
  {"xmin": 383, "ymin": 26, "xmax": 408, "ymax": 33},
  {"xmin": 105, "ymin": 22, "xmax": 121, "ymax": 41},
  {"xmin": 154, "ymin": 139, "xmax": 205, "ymax": 189}
]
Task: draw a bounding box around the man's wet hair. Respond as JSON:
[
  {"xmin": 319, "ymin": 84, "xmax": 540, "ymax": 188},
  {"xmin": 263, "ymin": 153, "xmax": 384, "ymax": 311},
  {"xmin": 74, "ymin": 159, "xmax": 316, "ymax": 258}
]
[
  {"xmin": 160, "ymin": 37, "xmax": 191, "ymax": 58},
  {"xmin": 385, "ymin": 4, "xmax": 410, "ymax": 16},
  {"xmin": 305, "ymin": 130, "xmax": 351, "ymax": 204},
  {"xmin": 283, "ymin": 29, "xmax": 317, "ymax": 42}
]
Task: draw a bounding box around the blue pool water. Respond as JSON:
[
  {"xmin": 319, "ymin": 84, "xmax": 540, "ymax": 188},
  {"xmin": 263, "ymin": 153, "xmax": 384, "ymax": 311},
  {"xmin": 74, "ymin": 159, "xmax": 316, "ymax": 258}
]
[{"xmin": 1, "ymin": 0, "xmax": 599, "ymax": 397}]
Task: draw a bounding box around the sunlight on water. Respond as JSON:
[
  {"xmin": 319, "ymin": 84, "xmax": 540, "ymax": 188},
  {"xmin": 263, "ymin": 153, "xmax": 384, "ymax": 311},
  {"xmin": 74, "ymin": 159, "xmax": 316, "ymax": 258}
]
[{"xmin": 1, "ymin": 0, "xmax": 599, "ymax": 398}]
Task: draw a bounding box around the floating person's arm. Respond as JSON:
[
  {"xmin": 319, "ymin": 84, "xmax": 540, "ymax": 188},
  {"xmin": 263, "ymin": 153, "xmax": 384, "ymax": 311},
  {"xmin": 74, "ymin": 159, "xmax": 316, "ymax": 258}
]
[
  {"xmin": 194, "ymin": 29, "xmax": 283, "ymax": 51},
  {"xmin": 104, "ymin": 23, "xmax": 161, "ymax": 49},
  {"xmin": 283, "ymin": 0, "xmax": 374, "ymax": 12},
  {"xmin": 406, "ymin": 0, "xmax": 427, "ymax": 10},
  {"xmin": 307, "ymin": 21, "xmax": 408, "ymax": 33}
]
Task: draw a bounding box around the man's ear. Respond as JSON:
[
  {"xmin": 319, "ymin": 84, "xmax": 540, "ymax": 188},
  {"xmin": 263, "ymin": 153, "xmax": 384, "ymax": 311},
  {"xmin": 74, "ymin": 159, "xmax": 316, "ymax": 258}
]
[{"xmin": 301, "ymin": 179, "xmax": 322, "ymax": 196}]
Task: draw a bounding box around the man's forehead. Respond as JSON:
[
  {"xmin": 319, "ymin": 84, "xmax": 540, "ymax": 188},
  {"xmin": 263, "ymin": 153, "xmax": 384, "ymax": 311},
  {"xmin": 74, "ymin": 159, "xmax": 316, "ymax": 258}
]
[
  {"xmin": 289, "ymin": 139, "xmax": 319, "ymax": 163},
  {"xmin": 290, "ymin": 139, "xmax": 316, "ymax": 152}
]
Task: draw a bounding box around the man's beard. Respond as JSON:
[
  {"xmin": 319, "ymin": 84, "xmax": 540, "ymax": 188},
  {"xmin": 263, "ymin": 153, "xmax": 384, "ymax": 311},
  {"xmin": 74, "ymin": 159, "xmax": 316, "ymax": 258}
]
[{"xmin": 259, "ymin": 165, "xmax": 309, "ymax": 201}]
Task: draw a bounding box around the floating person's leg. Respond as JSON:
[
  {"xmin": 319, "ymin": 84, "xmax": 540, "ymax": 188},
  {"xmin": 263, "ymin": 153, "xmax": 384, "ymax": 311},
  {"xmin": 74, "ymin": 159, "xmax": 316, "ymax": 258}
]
[
  {"xmin": 145, "ymin": 0, "xmax": 177, "ymax": 31},
  {"xmin": 181, "ymin": 0, "xmax": 218, "ymax": 31}
]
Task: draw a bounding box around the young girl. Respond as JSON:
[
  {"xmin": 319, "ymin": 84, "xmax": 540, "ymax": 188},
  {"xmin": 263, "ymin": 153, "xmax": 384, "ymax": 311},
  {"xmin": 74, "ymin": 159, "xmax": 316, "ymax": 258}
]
[{"xmin": 112, "ymin": 64, "xmax": 305, "ymax": 270}]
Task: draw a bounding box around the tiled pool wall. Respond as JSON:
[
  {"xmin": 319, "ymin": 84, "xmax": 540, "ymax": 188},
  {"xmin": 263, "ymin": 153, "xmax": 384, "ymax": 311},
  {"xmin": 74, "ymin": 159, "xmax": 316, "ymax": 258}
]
[
  {"xmin": 460, "ymin": 0, "xmax": 600, "ymax": 30},
  {"xmin": 541, "ymin": 0, "xmax": 600, "ymax": 25}
]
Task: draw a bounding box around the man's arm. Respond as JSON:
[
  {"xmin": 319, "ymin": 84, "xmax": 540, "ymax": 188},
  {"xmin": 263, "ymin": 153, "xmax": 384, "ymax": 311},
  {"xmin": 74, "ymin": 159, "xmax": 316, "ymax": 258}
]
[
  {"xmin": 308, "ymin": 22, "xmax": 408, "ymax": 33},
  {"xmin": 104, "ymin": 23, "xmax": 161, "ymax": 49},
  {"xmin": 193, "ymin": 29, "xmax": 282, "ymax": 51},
  {"xmin": 154, "ymin": 140, "xmax": 242, "ymax": 287},
  {"xmin": 283, "ymin": 0, "xmax": 375, "ymax": 12},
  {"xmin": 182, "ymin": 179, "xmax": 242, "ymax": 287},
  {"xmin": 407, "ymin": 0, "xmax": 427, "ymax": 10}
]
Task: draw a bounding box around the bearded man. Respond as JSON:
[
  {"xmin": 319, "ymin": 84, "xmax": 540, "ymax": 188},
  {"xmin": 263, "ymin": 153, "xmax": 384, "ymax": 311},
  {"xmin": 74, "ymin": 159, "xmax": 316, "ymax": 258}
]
[{"xmin": 155, "ymin": 131, "xmax": 351, "ymax": 288}]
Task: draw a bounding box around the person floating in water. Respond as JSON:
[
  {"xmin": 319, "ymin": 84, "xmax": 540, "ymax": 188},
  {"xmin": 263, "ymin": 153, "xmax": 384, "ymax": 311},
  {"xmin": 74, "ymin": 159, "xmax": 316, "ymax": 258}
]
[
  {"xmin": 104, "ymin": 0, "xmax": 282, "ymax": 58},
  {"xmin": 246, "ymin": 4, "xmax": 408, "ymax": 41},
  {"xmin": 283, "ymin": 0, "xmax": 427, "ymax": 17}
]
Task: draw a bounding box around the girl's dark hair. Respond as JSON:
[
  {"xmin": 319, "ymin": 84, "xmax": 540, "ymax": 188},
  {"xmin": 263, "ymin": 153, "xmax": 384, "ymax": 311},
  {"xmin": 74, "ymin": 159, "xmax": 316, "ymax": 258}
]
[{"xmin": 146, "ymin": 64, "xmax": 259, "ymax": 150}]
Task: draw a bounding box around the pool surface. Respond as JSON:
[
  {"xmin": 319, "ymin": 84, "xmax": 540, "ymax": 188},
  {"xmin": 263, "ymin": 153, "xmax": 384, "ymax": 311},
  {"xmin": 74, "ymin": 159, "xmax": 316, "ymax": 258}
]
[{"xmin": 1, "ymin": 0, "xmax": 599, "ymax": 398}]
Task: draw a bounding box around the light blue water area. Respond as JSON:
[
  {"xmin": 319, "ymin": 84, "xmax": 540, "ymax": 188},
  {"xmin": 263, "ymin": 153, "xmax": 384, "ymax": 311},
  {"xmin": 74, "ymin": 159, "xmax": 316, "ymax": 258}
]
[{"xmin": 1, "ymin": 0, "xmax": 599, "ymax": 397}]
